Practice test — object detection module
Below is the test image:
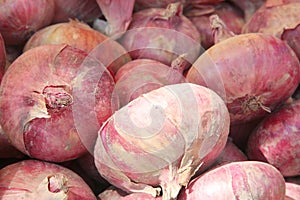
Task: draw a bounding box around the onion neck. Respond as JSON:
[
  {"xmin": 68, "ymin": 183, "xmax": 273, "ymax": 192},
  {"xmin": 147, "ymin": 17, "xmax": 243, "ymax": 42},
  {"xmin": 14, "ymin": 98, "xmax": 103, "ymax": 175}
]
[
  {"xmin": 210, "ymin": 14, "xmax": 235, "ymax": 44},
  {"xmin": 43, "ymin": 86, "xmax": 73, "ymax": 110}
]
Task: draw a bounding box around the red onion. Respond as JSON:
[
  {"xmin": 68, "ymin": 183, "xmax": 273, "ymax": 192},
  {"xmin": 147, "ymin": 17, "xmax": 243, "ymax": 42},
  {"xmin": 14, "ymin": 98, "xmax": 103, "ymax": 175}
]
[
  {"xmin": 94, "ymin": 83, "xmax": 230, "ymax": 199},
  {"xmin": 134, "ymin": 0, "xmax": 187, "ymax": 11},
  {"xmin": 186, "ymin": 2, "xmax": 245, "ymax": 49},
  {"xmin": 228, "ymin": 0, "xmax": 265, "ymax": 21},
  {"xmin": 23, "ymin": 20, "xmax": 131, "ymax": 75},
  {"xmin": 229, "ymin": 118, "xmax": 263, "ymax": 151},
  {"xmin": 247, "ymin": 100, "xmax": 300, "ymax": 177},
  {"xmin": 0, "ymin": 0, "xmax": 55, "ymax": 45},
  {"xmin": 94, "ymin": 0, "xmax": 135, "ymax": 38},
  {"xmin": 113, "ymin": 58, "xmax": 186, "ymax": 108},
  {"xmin": 186, "ymin": 32, "xmax": 300, "ymax": 124},
  {"xmin": 178, "ymin": 161, "xmax": 286, "ymax": 200},
  {"xmin": 243, "ymin": 0, "xmax": 300, "ymax": 58},
  {"xmin": 0, "ymin": 159, "xmax": 97, "ymax": 199},
  {"xmin": 119, "ymin": 2, "xmax": 201, "ymax": 70},
  {"xmin": 282, "ymin": 24, "xmax": 300, "ymax": 59},
  {"xmin": 0, "ymin": 44, "xmax": 115, "ymax": 162},
  {"xmin": 211, "ymin": 138, "xmax": 248, "ymax": 168},
  {"xmin": 242, "ymin": 2, "xmax": 300, "ymax": 39},
  {"xmin": 52, "ymin": 0, "xmax": 102, "ymax": 24}
]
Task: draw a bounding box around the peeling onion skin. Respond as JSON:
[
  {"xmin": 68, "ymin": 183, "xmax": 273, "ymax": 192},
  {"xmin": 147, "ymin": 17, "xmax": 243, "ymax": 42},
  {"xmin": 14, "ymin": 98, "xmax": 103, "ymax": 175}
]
[
  {"xmin": 94, "ymin": 83, "xmax": 230, "ymax": 200},
  {"xmin": 0, "ymin": 159, "xmax": 97, "ymax": 199},
  {"xmin": 282, "ymin": 24, "xmax": 300, "ymax": 60},
  {"xmin": 186, "ymin": 33, "xmax": 300, "ymax": 124},
  {"xmin": 242, "ymin": 2, "xmax": 300, "ymax": 38},
  {"xmin": 119, "ymin": 3, "xmax": 201, "ymax": 70},
  {"xmin": 0, "ymin": 0, "xmax": 55, "ymax": 46},
  {"xmin": 178, "ymin": 161, "xmax": 286, "ymax": 200},
  {"xmin": 52, "ymin": 0, "xmax": 102, "ymax": 24},
  {"xmin": 23, "ymin": 20, "xmax": 131, "ymax": 75},
  {"xmin": 0, "ymin": 44, "xmax": 115, "ymax": 162},
  {"xmin": 247, "ymin": 100, "xmax": 300, "ymax": 177},
  {"xmin": 186, "ymin": 2, "xmax": 245, "ymax": 49}
]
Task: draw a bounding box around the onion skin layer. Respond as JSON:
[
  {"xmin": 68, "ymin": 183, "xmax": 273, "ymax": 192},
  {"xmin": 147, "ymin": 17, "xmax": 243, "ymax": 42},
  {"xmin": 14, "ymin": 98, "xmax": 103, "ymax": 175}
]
[
  {"xmin": 247, "ymin": 100, "xmax": 300, "ymax": 177},
  {"xmin": 0, "ymin": 159, "xmax": 97, "ymax": 199},
  {"xmin": 94, "ymin": 83, "xmax": 230, "ymax": 200},
  {"xmin": 187, "ymin": 33, "xmax": 300, "ymax": 124},
  {"xmin": 178, "ymin": 161, "xmax": 286, "ymax": 200},
  {"xmin": 0, "ymin": 0, "xmax": 55, "ymax": 45},
  {"xmin": 0, "ymin": 44, "xmax": 115, "ymax": 162}
]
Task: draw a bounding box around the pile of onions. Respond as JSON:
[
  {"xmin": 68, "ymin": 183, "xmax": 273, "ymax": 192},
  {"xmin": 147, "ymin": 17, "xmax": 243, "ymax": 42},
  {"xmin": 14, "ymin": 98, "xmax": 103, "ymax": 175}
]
[
  {"xmin": 23, "ymin": 20, "xmax": 131, "ymax": 75},
  {"xmin": 52, "ymin": 0, "xmax": 102, "ymax": 24},
  {"xmin": 242, "ymin": 1, "xmax": 300, "ymax": 59},
  {"xmin": 228, "ymin": 0, "xmax": 265, "ymax": 20},
  {"xmin": 185, "ymin": 2, "xmax": 245, "ymax": 49},
  {"xmin": 247, "ymin": 100, "xmax": 300, "ymax": 177},
  {"xmin": 119, "ymin": 2, "xmax": 201, "ymax": 70},
  {"xmin": 0, "ymin": 159, "xmax": 97, "ymax": 199},
  {"xmin": 178, "ymin": 161, "xmax": 286, "ymax": 199},
  {"xmin": 0, "ymin": 44, "xmax": 115, "ymax": 162},
  {"xmin": 94, "ymin": 83, "xmax": 230, "ymax": 199},
  {"xmin": 0, "ymin": 0, "xmax": 55, "ymax": 45},
  {"xmin": 186, "ymin": 31, "xmax": 300, "ymax": 124},
  {"xmin": 94, "ymin": 0, "xmax": 135, "ymax": 38},
  {"xmin": 113, "ymin": 58, "xmax": 186, "ymax": 108}
]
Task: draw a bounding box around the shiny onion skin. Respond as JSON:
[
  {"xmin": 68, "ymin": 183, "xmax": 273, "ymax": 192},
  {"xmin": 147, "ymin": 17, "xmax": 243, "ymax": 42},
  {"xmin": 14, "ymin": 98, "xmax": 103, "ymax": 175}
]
[
  {"xmin": 282, "ymin": 24, "xmax": 300, "ymax": 59},
  {"xmin": 0, "ymin": 44, "xmax": 115, "ymax": 162},
  {"xmin": 242, "ymin": 1, "xmax": 300, "ymax": 45},
  {"xmin": 94, "ymin": 83, "xmax": 230, "ymax": 199},
  {"xmin": 285, "ymin": 182, "xmax": 300, "ymax": 200},
  {"xmin": 186, "ymin": 2, "xmax": 245, "ymax": 49},
  {"xmin": 247, "ymin": 100, "xmax": 300, "ymax": 177},
  {"xmin": 52, "ymin": 0, "xmax": 102, "ymax": 23},
  {"xmin": 23, "ymin": 20, "xmax": 131, "ymax": 75},
  {"xmin": 113, "ymin": 58, "xmax": 186, "ymax": 108},
  {"xmin": 0, "ymin": 159, "xmax": 97, "ymax": 199},
  {"xmin": 0, "ymin": 0, "xmax": 55, "ymax": 45},
  {"xmin": 186, "ymin": 33, "xmax": 300, "ymax": 124},
  {"xmin": 178, "ymin": 161, "xmax": 286, "ymax": 200},
  {"xmin": 119, "ymin": 3, "xmax": 201, "ymax": 70}
]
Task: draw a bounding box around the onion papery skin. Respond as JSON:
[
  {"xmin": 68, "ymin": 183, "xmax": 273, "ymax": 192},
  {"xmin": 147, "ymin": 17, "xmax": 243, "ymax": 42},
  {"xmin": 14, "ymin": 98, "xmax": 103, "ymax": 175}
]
[
  {"xmin": 0, "ymin": 44, "xmax": 115, "ymax": 162},
  {"xmin": 187, "ymin": 33, "xmax": 300, "ymax": 124},
  {"xmin": 0, "ymin": 159, "xmax": 97, "ymax": 199},
  {"xmin": 0, "ymin": 0, "xmax": 55, "ymax": 45},
  {"xmin": 94, "ymin": 83, "xmax": 230, "ymax": 199}
]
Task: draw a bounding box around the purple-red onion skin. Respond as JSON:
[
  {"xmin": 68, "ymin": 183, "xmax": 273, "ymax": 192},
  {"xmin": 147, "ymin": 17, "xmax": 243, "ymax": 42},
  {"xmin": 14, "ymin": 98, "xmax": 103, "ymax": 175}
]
[
  {"xmin": 186, "ymin": 33, "xmax": 300, "ymax": 124},
  {"xmin": 0, "ymin": 159, "xmax": 97, "ymax": 199},
  {"xmin": 94, "ymin": 83, "xmax": 230, "ymax": 199},
  {"xmin": 211, "ymin": 138, "xmax": 248, "ymax": 169},
  {"xmin": 52, "ymin": 0, "xmax": 102, "ymax": 23},
  {"xmin": 247, "ymin": 100, "xmax": 300, "ymax": 177},
  {"xmin": 113, "ymin": 59, "xmax": 186, "ymax": 108},
  {"xmin": 0, "ymin": 0, "xmax": 55, "ymax": 45},
  {"xmin": 178, "ymin": 161, "xmax": 286, "ymax": 200},
  {"xmin": 0, "ymin": 44, "xmax": 115, "ymax": 162},
  {"xmin": 282, "ymin": 24, "xmax": 300, "ymax": 60},
  {"xmin": 228, "ymin": 0, "xmax": 265, "ymax": 20},
  {"xmin": 23, "ymin": 20, "xmax": 131, "ymax": 75},
  {"xmin": 119, "ymin": 3, "xmax": 201, "ymax": 70},
  {"xmin": 242, "ymin": 2, "xmax": 300, "ymax": 38},
  {"xmin": 95, "ymin": 0, "xmax": 135, "ymax": 38},
  {"xmin": 186, "ymin": 2, "xmax": 245, "ymax": 49}
]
